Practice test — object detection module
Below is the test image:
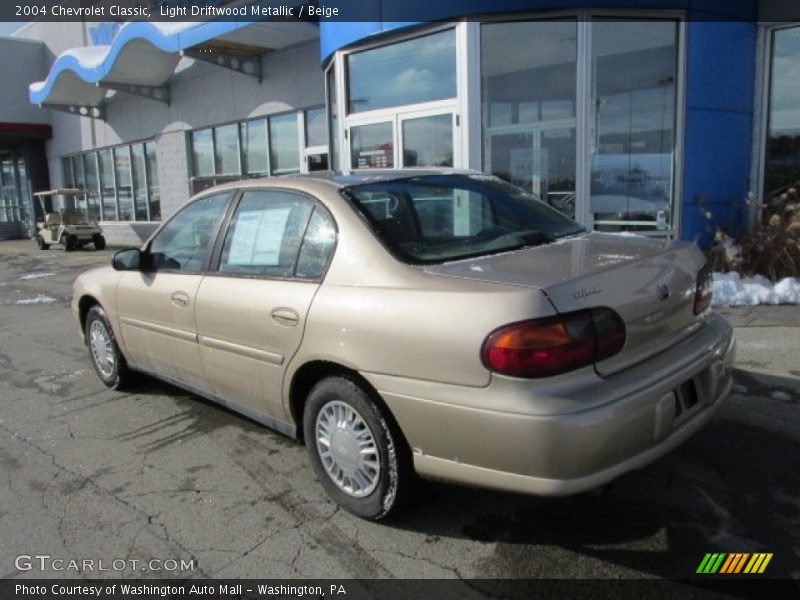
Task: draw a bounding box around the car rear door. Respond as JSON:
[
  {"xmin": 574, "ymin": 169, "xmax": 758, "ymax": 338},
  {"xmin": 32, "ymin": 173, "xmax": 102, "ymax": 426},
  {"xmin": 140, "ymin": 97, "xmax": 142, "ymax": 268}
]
[
  {"xmin": 194, "ymin": 189, "xmax": 337, "ymax": 420},
  {"xmin": 116, "ymin": 192, "xmax": 231, "ymax": 390}
]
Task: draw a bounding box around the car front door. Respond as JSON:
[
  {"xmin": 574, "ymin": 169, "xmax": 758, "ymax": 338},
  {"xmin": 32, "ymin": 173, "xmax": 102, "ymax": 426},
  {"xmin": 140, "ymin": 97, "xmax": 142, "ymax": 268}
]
[
  {"xmin": 194, "ymin": 189, "xmax": 336, "ymax": 421},
  {"xmin": 116, "ymin": 192, "xmax": 231, "ymax": 390}
]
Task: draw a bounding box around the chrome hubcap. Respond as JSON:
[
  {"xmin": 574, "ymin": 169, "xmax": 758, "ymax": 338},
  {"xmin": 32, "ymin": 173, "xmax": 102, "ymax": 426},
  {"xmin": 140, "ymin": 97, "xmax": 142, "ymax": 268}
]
[
  {"xmin": 315, "ymin": 400, "xmax": 380, "ymax": 497},
  {"xmin": 89, "ymin": 320, "xmax": 115, "ymax": 378}
]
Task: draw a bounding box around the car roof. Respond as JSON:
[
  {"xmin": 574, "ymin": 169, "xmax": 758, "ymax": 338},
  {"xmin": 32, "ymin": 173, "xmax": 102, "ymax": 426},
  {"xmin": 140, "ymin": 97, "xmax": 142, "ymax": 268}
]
[{"xmin": 205, "ymin": 168, "xmax": 484, "ymax": 195}]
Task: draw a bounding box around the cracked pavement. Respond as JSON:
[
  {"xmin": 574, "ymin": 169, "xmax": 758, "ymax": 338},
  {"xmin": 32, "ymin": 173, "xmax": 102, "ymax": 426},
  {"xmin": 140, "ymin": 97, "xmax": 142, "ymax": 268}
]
[{"xmin": 0, "ymin": 239, "xmax": 798, "ymax": 581}]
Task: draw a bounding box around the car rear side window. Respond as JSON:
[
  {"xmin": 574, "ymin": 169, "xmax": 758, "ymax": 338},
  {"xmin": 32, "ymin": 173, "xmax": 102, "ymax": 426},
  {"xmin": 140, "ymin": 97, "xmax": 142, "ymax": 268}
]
[
  {"xmin": 219, "ymin": 190, "xmax": 315, "ymax": 278},
  {"xmin": 295, "ymin": 208, "xmax": 336, "ymax": 279}
]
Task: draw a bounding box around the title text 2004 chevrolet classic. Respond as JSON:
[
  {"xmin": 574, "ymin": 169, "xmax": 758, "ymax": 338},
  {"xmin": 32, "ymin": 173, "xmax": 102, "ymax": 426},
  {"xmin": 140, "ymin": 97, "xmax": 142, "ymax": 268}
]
[{"xmin": 72, "ymin": 171, "xmax": 734, "ymax": 519}]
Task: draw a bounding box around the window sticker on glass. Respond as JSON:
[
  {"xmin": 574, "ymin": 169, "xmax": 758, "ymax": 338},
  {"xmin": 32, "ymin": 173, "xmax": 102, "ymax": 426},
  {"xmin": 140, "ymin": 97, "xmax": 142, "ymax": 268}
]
[{"xmin": 227, "ymin": 207, "xmax": 291, "ymax": 267}]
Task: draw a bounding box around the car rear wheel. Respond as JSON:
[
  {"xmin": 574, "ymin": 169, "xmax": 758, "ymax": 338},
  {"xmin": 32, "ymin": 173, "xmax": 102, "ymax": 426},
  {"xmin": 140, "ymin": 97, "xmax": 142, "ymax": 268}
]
[
  {"xmin": 63, "ymin": 234, "xmax": 76, "ymax": 252},
  {"xmin": 303, "ymin": 376, "xmax": 411, "ymax": 520},
  {"xmin": 93, "ymin": 234, "xmax": 106, "ymax": 250},
  {"xmin": 85, "ymin": 305, "xmax": 132, "ymax": 389},
  {"xmin": 36, "ymin": 236, "xmax": 49, "ymax": 250}
]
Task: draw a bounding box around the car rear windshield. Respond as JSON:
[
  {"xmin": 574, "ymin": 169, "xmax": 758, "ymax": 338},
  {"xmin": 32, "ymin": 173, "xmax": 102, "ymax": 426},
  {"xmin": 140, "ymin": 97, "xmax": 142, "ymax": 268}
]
[{"xmin": 343, "ymin": 174, "xmax": 585, "ymax": 264}]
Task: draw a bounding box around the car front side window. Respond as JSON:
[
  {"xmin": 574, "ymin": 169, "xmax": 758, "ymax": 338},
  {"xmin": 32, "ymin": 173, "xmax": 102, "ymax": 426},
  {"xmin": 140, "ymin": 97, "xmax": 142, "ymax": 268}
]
[{"xmin": 148, "ymin": 193, "xmax": 229, "ymax": 272}]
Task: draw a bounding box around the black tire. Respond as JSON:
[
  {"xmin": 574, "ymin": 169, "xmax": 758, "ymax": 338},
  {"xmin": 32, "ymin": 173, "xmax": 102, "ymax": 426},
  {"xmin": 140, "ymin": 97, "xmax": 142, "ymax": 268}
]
[
  {"xmin": 36, "ymin": 236, "xmax": 50, "ymax": 250},
  {"xmin": 64, "ymin": 234, "xmax": 76, "ymax": 252},
  {"xmin": 93, "ymin": 234, "xmax": 106, "ymax": 251},
  {"xmin": 85, "ymin": 305, "xmax": 132, "ymax": 390},
  {"xmin": 303, "ymin": 376, "xmax": 412, "ymax": 520}
]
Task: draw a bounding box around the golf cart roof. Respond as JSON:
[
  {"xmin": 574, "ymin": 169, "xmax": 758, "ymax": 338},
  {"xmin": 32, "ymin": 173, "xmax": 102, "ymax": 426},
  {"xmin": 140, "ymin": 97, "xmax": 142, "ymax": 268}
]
[{"xmin": 34, "ymin": 188, "xmax": 86, "ymax": 197}]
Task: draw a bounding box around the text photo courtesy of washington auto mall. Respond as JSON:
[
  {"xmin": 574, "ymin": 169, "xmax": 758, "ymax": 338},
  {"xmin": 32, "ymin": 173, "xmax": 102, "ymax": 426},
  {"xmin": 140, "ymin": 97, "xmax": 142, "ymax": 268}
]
[{"xmin": 0, "ymin": 1, "xmax": 799, "ymax": 599}]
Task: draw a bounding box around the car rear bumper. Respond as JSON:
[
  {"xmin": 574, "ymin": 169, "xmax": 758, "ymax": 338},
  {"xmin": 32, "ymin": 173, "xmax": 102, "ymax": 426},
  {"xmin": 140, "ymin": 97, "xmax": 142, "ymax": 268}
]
[{"xmin": 364, "ymin": 312, "xmax": 735, "ymax": 496}]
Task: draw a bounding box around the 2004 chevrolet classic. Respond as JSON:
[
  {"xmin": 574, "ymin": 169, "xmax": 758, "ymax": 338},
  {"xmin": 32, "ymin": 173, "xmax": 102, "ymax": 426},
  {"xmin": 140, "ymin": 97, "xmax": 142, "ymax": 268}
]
[{"xmin": 72, "ymin": 171, "xmax": 735, "ymax": 519}]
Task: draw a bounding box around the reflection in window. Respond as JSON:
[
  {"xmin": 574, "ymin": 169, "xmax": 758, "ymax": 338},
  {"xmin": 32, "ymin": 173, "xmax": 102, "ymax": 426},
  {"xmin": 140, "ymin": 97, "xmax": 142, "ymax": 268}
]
[
  {"xmin": 481, "ymin": 20, "xmax": 577, "ymax": 218},
  {"xmin": 241, "ymin": 119, "xmax": 268, "ymax": 174},
  {"xmin": 114, "ymin": 146, "xmax": 134, "ymax": 221},
  {"xmin": 192, "ymin": 129, "xmax": 214, "ymax": 177},
  {"xmin": 269, "ymin": 113, "xmax": 300, "ymax": 174},
  {"xmin": 402, "ymin": 114, "xmax": 453, "ymax": 167},
  {"xmin": 590, "ymin": 20, "xmax": 677, "ymax": 231},
  {"xmin": 145, "ymin": 143, "xmax": 161, "ymax": 221},
  {"xmin": 98, "ymin": 149, "xmax": 116, "ymax": 221},
  {"xmin": 765, "ymin": 26, "xmax": 800, "ymax": 200},
  {"xmin": 83, "ymin": 153, "xmax": 101, "ymax": 221},
  {"xmin": 131, "ymin": 144, "xmax": 148, "ymax": 221},
  {"xmin": 351, "ymin": 122, "xmax": 394, "ymax": 169},
  {"xmin": 347, "ymin": 29, "xmax": 456, "ymax": 113},
  {"xmin": 215, "ymin": 124, "xmax": 241, "ymax": 175},
  {"xmin": 61, "ymin": 143, "xmax": 159, "ymax": 222},
  {"xmin": 305, "ymin": 107, "xmax": 328, "ymax": 147}
]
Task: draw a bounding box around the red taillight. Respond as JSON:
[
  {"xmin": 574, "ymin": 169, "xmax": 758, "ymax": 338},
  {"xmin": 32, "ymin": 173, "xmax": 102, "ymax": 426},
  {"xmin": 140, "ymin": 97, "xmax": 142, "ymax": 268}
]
[
  {"xmin": 694, "ymin": 264, "xmax": 713, "ymax": 314},
  {"xmin": 481, "ymin": 308, "xmax": 626, "ymax": 378}
]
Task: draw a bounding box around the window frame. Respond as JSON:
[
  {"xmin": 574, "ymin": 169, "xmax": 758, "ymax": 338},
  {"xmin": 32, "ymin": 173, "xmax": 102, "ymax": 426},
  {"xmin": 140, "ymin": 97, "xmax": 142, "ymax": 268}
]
[{"xmin": 207, "ymin": 187, "xmax": 338, "ymax": 283}]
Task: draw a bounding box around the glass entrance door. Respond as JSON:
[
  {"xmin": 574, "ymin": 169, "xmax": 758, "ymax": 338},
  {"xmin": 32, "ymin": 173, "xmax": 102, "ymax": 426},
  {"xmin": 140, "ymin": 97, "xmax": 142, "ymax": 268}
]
[{"xmin": 348, "ymin": 108, "xmax": 459, "ymax": 170}]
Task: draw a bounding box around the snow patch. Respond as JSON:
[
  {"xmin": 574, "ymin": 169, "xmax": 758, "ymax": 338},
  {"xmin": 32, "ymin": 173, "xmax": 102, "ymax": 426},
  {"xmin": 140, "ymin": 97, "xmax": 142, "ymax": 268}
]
[
  {"xmin": 15, "ymin": 294, "xmax": 57, "ymax": 305},
  {"xmin": 712, "ymin": 272, "xmax": 800, "ymax": 307},
  {"xmin": 20, "ymin": 272, "xmax": 55, "ymax": 280}
]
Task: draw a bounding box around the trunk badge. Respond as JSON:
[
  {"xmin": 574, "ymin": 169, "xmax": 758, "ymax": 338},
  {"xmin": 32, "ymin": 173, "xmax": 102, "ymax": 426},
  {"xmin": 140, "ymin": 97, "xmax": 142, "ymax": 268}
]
[
  {"xmin": 657, "ymin": 283, "xmax": 671, "ymax": 300},
  {"xmin": 573, "ymin": 286, "xmax": 601, "ymax": 299}
]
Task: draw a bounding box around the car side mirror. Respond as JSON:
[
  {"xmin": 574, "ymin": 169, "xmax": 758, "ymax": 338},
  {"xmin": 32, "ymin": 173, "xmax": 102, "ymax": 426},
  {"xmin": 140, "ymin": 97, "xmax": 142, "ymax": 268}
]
[{"xmin": 112, "ymin": 248, "xmax": 142, "ymax": 271}]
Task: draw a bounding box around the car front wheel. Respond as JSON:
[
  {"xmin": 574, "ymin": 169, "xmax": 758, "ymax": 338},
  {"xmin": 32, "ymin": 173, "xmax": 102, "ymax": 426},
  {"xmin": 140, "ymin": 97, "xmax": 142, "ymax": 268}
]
[
  {"xmin": 85, "ymin": 305, "xmax": 132, "ymax": 389},
  {"xmin": 93, "ymin": 234, "xmax": 106, "ymax": 250},
  {"xmin": 36, "ymin": 236, "xmax": 49, "ymax": 250},
  {"xmin": 303, "ymin": 376, "xmax": 411, "ymax": 520},
  {"xmin": 63, "ymin": 234, "xmax": 76, "ymax": 252}
]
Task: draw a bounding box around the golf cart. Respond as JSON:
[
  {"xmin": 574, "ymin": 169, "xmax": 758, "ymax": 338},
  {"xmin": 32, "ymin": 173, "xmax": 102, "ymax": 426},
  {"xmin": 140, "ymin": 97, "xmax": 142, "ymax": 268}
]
[{"xmin": 34, "ymin": 189, "xmax": 105, "ymax": 251}]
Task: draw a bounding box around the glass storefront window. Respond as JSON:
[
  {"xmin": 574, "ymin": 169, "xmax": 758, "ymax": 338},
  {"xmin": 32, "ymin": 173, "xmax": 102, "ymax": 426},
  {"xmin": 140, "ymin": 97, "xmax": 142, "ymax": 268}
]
[
  {"xmin": 481, "ymin": 20, "xmax": 578, "ymax": 218},
  {"xmin": 83, "ymin": 153, "xmax": 101, "ymax": 221},
  {"xmin": 590, "ymin": 20, "xmax": 677, "ymax": 232},
  {"xmin": 214, "ymin": 124, "xmax": 241, "ymax": 175},
  {"xmin": 764, "ymin": 26, "xmax": 800, "ymax": 200},
  {"xmin": 98, "ymin": 149, "xmax": 116, "ymax": 221},
  {"xmin": 71, "ymin": 155, "xmax": 87, "ymax": 211},
  {"xmin": 192, "ymin": 128, "xmax": 215, "ymax": 177},
  {"xmin": 60, "ymin": 142, "xmax": 159, "ymax": 222},
  {"xmin": 145, "ymin": 143, "xmax": 161, "ymax": 221},
  {"xmin": 131, "ymin": 144, "xmax": 148, "ymax": 221},
  {"xmin": 62, "ymin": 157, "xmax": 74, "ymax": 188},
  {"xmin": 114, "ymin": 146, "xmax": 134, "ymax": 221},
  {"xmin": 347, "ymin": 29, "xmax": 456, "ymax": 114},
  {"xmin": 305, "ymin": 107, "xmax": 328, "ymax": 147},
  {"xmin": 241, "ymin": 119, "xmax": 268, "ymax": 174},
  {"xmin": 269, "ymin": 113, "xmax": 300, "ymax": 174},
  {"xmin": 402, "ymin": 113, "xmax": 453, "ymax": 167},
  {"xmin": 350, "ymin": 122, "xmax": 394, "ymax": 168}
]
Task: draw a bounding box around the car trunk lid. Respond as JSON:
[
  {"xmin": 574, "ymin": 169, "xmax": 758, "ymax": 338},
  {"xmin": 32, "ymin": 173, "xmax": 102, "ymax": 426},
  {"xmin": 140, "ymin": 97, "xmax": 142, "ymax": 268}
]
[{"xmin": 423, "ymin": 232, "xmax": 705, "ymax": 376}]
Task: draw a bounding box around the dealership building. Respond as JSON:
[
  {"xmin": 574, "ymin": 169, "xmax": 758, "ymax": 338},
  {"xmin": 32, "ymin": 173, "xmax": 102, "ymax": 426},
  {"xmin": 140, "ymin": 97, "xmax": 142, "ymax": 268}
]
[{"xmin": 0, "ymin": 0, "xmax": 799, "ymax": 246}]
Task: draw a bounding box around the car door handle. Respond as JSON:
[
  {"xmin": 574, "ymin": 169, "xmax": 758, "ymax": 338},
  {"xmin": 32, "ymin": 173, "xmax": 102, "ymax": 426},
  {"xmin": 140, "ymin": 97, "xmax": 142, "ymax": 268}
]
[
  {"xmin": 171, "ymin": 291, "xmax": 190, "ymax": 308},
  {"xmin": 271, "ymin": 307, "xmax": 300, "ymax": 327}
]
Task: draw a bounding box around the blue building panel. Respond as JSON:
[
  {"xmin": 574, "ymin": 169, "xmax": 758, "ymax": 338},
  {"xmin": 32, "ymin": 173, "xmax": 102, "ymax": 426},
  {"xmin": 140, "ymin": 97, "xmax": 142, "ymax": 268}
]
[{"xmin": 682, "ymin": 20, "xmax": 757, "ymax": 244}]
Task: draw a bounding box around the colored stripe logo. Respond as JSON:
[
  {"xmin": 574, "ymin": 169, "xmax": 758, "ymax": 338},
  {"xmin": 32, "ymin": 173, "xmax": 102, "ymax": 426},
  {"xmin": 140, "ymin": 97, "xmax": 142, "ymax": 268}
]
[{"xmin": 697, "ymin": 553, "xmax": 773, "ymax": 574}]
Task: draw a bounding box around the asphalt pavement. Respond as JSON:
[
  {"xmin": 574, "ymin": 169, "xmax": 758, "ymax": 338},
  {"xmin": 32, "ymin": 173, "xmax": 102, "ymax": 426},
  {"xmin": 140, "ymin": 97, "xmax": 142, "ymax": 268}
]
[{"xmin": 0, "ymin": 239, "xmax": 798, "ymax": 582}]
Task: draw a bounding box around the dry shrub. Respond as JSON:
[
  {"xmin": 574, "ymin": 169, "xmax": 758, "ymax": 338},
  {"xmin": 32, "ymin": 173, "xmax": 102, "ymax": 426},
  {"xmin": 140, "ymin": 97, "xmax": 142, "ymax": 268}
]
[{"xmin": 707, "ymin": 188, "xmax": 800, "ymax": 281}]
